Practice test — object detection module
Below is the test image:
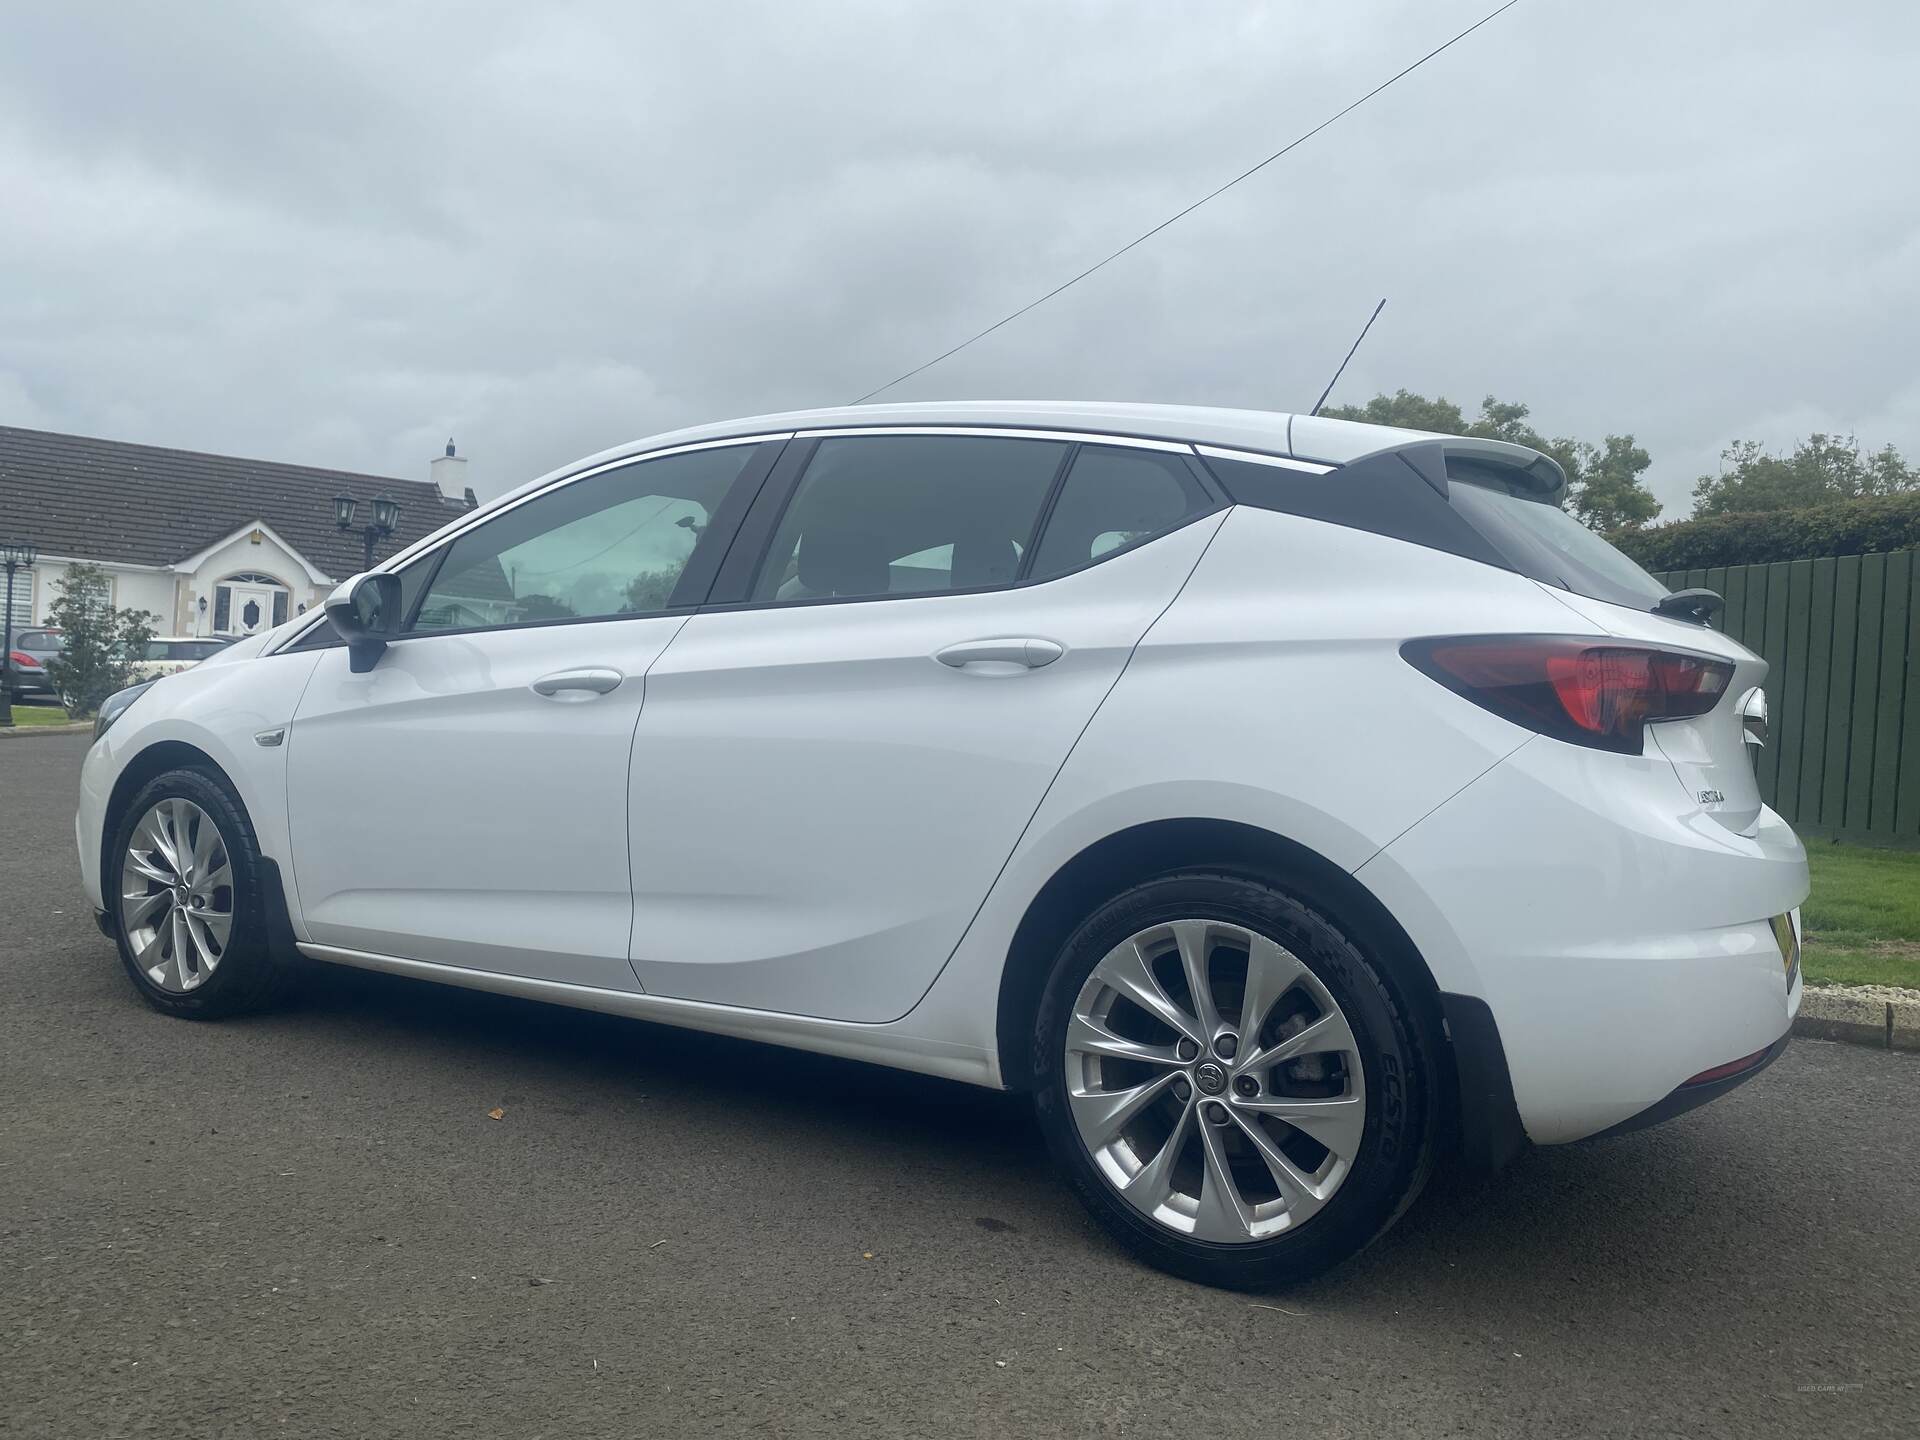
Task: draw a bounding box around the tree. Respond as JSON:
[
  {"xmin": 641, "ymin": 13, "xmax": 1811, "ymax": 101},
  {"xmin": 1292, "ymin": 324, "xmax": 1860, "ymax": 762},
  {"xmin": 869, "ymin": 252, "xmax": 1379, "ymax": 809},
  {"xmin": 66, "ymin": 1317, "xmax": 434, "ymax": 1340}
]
[
  {"xmin": 44, "ymin": 563, "xmax": 154, "ymax": 716},
  {"xmin": 1321, "ymin": 390, "xmax": 1661, "ymax": 533},
  {"xmin": 1691, "ymin": 434, "xmax": 1920, "ymax": 516},
  {"xmin": 622, "ymin": 568, "xmax": 682, "ymax": 613},
  {"xmin": 1567, "ymin": 434, "xmax": 1659, "ymax": 532}
]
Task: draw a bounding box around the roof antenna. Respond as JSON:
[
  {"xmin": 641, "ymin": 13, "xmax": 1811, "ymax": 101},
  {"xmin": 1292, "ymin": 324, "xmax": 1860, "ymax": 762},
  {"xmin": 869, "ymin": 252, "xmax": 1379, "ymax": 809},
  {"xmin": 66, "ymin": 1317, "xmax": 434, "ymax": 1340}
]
[{"xmin": 1309, "ymin": 298, "xmax": 1386, "ymax": 416}]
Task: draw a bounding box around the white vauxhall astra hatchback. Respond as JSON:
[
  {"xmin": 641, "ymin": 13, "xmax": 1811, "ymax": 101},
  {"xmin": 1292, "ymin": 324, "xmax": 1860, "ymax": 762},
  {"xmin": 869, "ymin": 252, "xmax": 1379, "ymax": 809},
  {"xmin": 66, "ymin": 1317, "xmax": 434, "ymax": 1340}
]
[{"xmin": 77, "ymin": 402, "xmax": 1807, "ymax": 1289}]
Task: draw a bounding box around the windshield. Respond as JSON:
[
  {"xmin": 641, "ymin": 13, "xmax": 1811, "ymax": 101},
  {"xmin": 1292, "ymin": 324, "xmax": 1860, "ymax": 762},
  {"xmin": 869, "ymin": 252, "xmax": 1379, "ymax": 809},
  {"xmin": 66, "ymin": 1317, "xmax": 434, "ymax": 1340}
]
[{"xmin": 1447, "ymin": 462, "xmax": 1669, "ymax": 610}]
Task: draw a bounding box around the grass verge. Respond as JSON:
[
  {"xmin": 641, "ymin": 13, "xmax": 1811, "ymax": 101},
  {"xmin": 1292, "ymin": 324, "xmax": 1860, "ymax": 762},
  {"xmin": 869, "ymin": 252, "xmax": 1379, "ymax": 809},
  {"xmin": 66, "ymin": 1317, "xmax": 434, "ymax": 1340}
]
[
  {"xmin": 3, "ymin": 703, "xmax": 78, "ymax": 727},
  {"xmin": 1802, "ymin": 841, "xmax": 1920, "ymax": 990}
]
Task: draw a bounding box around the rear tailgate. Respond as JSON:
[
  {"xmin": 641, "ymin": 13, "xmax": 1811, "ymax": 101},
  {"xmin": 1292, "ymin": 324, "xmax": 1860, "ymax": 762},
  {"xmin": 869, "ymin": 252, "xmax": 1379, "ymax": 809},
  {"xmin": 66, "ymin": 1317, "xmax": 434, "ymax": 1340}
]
[{"xmin": 1538, "ymin": 587, "xmax": 1768, "ymax": 834}]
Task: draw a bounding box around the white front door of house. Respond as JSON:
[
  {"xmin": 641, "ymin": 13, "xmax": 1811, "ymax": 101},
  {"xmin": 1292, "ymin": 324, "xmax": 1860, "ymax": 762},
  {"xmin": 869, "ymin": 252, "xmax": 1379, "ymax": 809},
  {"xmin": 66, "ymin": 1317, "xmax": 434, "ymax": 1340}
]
[{"xmin": 227, "ymin": 582, "xmax": 278, "ymax": 635}]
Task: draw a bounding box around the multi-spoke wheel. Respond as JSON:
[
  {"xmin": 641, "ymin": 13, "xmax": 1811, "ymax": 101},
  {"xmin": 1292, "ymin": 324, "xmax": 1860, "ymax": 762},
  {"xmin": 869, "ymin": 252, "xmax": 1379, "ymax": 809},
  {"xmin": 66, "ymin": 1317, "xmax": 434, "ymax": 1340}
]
[
  {"xmin": 1034, "ymin": 872, "xmax": 1437, "ymax": 1289},
  {"xmin": 121, "ymin": 796, "xmax": 234, "ymax": 993},
  {"xmin": 108, "ymin": 768, "xmax": 293, "ymax": 1018},
  {"xmin": 1066, "ymin": 918, "xmax": 1366, "ymax": 1243}
]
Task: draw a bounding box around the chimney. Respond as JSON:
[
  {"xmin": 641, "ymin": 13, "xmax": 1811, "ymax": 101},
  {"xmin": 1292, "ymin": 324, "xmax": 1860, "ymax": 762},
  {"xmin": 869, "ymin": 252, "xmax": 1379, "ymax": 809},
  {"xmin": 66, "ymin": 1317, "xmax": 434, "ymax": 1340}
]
[{"xmin": 430, "ymin": 437, "xmax": 469, "ymax": 503}]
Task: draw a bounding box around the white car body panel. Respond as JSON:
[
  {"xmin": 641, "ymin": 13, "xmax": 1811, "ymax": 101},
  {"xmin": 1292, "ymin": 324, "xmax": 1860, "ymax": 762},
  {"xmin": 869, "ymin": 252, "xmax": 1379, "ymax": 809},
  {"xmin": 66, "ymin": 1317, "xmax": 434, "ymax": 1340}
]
[
  {"xmin": 626, "ymin": 511, "xmax": 1225, "ymax": 1022},
  {"xmin": 1356, "ymin": 746, "xmax": 1805, "ymax": 1142},
  {"xmin": 75, "ymin": 402, "xmax": 1810, "ymax": 1147},
  {"xmin": 285, "ymin": 616, "xmax": 688, "ymax": 989},
  {"xmin": 77, "ymin": 648, "xmax": 324, "ymax": 913},
  {"xmin": 899, "ymin": 506, "xmax": 1622, "ymax": 1063}
]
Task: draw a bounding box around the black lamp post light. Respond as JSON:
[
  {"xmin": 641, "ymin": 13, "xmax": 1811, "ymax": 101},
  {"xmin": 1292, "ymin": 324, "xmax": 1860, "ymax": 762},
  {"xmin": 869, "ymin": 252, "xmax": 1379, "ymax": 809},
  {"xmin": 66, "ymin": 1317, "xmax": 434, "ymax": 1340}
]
[
  {"xmin": 1, "ymin": 537, "xmax": 39, "ymax": 728},
  {"xmin": 334, "ymin": 494, "xmax": 402, "ymax": 570}
]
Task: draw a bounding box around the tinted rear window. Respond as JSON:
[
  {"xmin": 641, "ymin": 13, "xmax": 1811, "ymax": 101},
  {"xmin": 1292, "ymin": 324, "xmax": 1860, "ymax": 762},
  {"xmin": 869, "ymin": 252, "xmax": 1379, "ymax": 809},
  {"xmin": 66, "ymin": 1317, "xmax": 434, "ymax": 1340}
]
[
  {"xmin": 1446, "ymin": 461, "xmax": 1668, "ymax": 610},
  {"xmin": 16, "ymin": 630, "xmax": 60, "ymax": 652}
]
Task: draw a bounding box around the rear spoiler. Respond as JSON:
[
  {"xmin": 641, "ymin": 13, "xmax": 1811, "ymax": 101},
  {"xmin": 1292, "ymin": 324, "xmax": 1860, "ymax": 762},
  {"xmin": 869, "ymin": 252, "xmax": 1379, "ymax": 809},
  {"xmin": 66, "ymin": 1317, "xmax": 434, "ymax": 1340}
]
[{"xmin": 1326, "ymin": 437, "xmax": 1567, "ymax": 505}]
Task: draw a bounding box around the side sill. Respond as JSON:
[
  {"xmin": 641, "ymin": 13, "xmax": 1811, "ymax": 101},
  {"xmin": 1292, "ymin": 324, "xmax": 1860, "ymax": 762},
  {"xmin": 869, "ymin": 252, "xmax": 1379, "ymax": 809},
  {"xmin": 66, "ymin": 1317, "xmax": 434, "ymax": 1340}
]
[
  {"xmin": 297, "ymin": 942, "xmax": 999, "ymax": 1089},
  {"xmin": 1439, "ymin": 991, "xmax": 1530, "ymax": 1174}
]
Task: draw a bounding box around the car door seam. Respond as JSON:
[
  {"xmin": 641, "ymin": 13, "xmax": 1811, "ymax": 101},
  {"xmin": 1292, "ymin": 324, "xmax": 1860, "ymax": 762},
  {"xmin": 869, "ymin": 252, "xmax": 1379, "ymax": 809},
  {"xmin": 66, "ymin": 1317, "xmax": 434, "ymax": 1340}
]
[
  {"xmin": 879, "ymin": 507, "xmax": 1237, "ymax": 1027},
  {"xmin": 279, "ymin": 648, "xmax": 331, "ymax": 946},
  {"xmin": 622, "ymin": 610, "xmax": 699, "ymax": 986}
]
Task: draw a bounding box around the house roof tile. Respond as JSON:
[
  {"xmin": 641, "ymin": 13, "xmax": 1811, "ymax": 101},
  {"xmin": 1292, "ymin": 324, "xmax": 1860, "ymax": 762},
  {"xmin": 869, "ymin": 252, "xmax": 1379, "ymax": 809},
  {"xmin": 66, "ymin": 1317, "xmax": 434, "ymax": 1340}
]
[{"xmin": 0, "ymin": 424, "xmax": 473, "ymax": 580}]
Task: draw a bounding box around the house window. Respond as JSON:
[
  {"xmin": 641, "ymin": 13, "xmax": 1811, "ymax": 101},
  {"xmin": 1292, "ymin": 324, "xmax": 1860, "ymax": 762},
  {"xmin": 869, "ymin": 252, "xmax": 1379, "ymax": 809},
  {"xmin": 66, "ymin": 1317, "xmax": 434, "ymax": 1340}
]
[{"xmin": 212, "ymin": 571, "xmax": 291, "ymax": 637}]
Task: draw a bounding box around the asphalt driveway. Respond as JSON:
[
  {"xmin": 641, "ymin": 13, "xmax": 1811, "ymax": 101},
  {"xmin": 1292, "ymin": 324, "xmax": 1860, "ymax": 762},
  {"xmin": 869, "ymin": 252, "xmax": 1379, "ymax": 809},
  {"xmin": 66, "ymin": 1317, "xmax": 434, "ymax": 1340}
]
[{"xmin": 3, "ymin": 734, "xmax": 1915, "ymax": 1437}]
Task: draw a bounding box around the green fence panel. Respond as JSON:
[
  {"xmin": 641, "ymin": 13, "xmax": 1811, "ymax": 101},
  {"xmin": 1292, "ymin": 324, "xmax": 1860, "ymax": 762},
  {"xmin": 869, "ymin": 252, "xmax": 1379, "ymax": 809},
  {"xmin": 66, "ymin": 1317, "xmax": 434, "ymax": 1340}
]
[
  {"xmin": 1873, "ymin": 550, "xmax": 1911, "ymax": 835},
  {"xmin": 1820, "ymin": 556, "xmax": 1862, "ymax": 830},
  {"xmin": 1777, "ymin": 559, "xmax": 1813, "ymax": 815},
  {"xmin": 1799, "ymin": 557, "xmax": 1837, "ymax": 823},
  {"xmin": 1761, "ymin": 561, "xmax": 1793, "ymax": 803},
  {"xmin": 1845, "ymin": 554, "xmax": 1887, "ymax": 832},
  {"xmin": 1899, "ymin": 556, "xmax": 1920, "ymax": 838},
  {"xmin": 1722, "ymin": 564, "xmax": 1749, "ymax": 641}
]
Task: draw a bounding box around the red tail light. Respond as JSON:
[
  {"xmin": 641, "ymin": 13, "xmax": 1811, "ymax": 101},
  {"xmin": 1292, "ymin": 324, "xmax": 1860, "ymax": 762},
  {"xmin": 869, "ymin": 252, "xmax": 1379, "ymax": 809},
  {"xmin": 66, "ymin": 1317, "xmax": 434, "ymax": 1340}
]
[
  {"xmin": 8, "ymin": 651, "xmax": 33, "ymax": 668},
  {"xmin": 1402, "ymin": 635, "xmax": 1734, "ymax": 754}
]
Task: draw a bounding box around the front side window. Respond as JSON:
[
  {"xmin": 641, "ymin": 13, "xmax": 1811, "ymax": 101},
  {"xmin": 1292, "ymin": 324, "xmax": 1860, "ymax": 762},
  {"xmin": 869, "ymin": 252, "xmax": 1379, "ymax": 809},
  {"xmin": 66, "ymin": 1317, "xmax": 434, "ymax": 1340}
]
[
  {"xmin": 1027, "ymin": 446, "xmax": 1212, "ymax": 581},
  {"xmin": 751, "ymin": 434, "xmax": 1067, "ymax": 603},
  {"xmin": 411, "ymin": 444, "xmax": 757, "ymax": 632}
]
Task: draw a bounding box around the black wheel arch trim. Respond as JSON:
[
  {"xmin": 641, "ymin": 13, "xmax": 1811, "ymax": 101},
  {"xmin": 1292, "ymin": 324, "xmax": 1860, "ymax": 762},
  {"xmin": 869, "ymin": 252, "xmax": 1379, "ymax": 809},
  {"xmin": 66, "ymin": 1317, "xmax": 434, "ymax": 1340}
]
[{"xmin": 1437, "ymin": 991, "xmax": 1529, "ymax": 1174}]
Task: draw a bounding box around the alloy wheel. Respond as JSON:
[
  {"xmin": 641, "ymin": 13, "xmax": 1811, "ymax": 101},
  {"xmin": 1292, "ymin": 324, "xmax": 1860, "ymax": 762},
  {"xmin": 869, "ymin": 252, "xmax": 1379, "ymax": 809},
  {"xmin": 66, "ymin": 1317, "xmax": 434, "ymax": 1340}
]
[
  {"xmin": 120, "ymin": 797, "xmax": 234, "ymax": 994},
  {"xmin": 1064, "ymin": 918, "xmax": 1367, "ymax": 1242}
]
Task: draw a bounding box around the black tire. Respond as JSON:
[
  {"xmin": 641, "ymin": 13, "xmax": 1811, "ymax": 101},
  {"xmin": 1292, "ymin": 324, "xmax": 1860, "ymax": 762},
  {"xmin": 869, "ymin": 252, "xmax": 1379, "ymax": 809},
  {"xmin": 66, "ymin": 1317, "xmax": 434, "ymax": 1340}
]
[
  {"xmin": 1032, "ymin": 870, "xmax": 1438, "ymax": 1290},
  {"xmin": 108, "ymin": 766, "xmax": 296, "ymax": 1019}
]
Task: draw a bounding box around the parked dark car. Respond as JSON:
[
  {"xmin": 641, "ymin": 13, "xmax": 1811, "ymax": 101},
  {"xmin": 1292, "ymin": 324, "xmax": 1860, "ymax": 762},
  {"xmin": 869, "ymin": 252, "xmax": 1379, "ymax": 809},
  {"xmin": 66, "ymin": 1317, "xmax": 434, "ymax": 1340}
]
[{"xmin": 6, "ymin": 628, "xmax": 62, "ymax": 700}]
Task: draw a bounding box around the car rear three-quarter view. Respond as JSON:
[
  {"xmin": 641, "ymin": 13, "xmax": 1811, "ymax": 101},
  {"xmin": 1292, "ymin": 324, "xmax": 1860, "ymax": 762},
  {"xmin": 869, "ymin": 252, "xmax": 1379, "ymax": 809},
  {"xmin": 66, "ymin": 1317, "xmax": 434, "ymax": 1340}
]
[{"xmin": 73, "ymin": 403, "xmax": 1808, "ymax": 1291}]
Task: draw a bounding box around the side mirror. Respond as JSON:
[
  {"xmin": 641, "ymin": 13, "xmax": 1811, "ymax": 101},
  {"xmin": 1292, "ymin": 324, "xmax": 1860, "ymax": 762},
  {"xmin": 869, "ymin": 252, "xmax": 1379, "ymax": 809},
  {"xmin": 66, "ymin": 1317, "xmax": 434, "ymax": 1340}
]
[{"xmin": 324, "ymin": 572, "xmax": 403, "ymax": 673}]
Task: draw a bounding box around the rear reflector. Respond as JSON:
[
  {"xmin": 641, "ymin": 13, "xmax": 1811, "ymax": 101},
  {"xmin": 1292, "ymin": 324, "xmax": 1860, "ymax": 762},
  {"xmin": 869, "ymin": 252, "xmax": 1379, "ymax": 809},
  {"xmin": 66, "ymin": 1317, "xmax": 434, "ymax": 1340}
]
[
  {"xmin": 1402, "ymin": 635, "xmax": 1734, "ymax": 754},
  {"xmin": 1682, "ymin": 1047, "xmax": 1774, "ymax": 1087}
]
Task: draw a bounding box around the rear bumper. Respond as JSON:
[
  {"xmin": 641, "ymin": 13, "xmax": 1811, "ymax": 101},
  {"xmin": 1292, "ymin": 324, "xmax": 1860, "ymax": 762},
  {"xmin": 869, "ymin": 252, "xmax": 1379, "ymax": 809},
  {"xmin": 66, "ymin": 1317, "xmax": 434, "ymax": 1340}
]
[
  {"xmin": 1358, "ymin": 736, "xmax": 1808, "ymax": 1145},
  {"xmin": 1592, "ymin": 1029, "xmax": 1791, "ymax": 1140}
]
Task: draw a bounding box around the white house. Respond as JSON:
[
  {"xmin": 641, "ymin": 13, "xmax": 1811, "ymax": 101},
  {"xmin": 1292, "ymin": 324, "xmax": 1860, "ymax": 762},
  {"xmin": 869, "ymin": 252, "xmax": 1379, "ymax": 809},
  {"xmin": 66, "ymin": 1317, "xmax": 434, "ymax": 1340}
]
[{"xmin": 0, "ymin": 426, "xmax": 478, "ymax": 638}]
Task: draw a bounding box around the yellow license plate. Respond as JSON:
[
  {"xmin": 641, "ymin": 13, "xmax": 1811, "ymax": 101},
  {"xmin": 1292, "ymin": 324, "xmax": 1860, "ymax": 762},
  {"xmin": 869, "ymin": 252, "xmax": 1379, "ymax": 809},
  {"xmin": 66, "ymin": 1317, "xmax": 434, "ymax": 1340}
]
[{"xmin": 1770, "ymin": 913, "xmax": 1800, "ymax": 984}]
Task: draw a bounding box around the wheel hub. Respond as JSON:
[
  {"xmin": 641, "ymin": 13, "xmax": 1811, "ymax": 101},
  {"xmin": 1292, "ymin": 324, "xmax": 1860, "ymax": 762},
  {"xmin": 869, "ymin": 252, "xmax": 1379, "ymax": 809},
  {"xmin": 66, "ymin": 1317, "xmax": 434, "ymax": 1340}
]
[{"xmin": 1193, "ymin": 1060, "xmax": 1228, "ymax": 1095}]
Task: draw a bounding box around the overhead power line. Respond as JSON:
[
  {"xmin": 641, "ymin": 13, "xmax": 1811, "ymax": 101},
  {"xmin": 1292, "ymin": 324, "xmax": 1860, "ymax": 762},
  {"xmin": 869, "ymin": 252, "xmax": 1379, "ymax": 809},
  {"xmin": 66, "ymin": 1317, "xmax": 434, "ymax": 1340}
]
[{"xmin": 848, "ymin": 0, "xmax": 1525, "ymax": 406}]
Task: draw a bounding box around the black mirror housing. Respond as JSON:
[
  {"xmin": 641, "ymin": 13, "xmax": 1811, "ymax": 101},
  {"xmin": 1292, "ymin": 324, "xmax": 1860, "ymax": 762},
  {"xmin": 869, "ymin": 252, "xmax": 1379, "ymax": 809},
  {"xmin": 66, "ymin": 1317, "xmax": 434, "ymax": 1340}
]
[{"xmin": 324, "ymin": 572, "xmax": 403, "ymax": 673}]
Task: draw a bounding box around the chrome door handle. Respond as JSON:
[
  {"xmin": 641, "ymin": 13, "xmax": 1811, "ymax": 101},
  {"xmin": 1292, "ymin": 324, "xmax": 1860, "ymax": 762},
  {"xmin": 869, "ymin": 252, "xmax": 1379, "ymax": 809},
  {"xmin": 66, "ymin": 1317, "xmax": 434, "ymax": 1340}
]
[
  {"xmin": 934, "ymin": 638, "xmax": 1065, "ymax": 671},
  {"xmin": 530, "ymin": 667, "xmax": 624, "ymax": 697}
]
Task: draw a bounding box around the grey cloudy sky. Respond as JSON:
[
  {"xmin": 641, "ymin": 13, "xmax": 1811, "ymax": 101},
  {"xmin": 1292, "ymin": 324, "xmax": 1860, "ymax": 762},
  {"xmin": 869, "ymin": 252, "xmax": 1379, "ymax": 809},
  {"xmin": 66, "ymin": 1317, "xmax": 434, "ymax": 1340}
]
[{"xmin": 4, "ymin": 1, "xmax": 1916, "ymax": 515}]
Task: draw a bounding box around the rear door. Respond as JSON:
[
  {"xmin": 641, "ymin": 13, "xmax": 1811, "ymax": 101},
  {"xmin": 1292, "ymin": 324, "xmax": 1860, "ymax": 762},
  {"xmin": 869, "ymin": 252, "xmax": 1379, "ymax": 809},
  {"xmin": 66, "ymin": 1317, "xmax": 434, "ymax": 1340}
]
[{"xmin": 626, "ymin": 429, "xmax": 1226, "ymax": 1022}]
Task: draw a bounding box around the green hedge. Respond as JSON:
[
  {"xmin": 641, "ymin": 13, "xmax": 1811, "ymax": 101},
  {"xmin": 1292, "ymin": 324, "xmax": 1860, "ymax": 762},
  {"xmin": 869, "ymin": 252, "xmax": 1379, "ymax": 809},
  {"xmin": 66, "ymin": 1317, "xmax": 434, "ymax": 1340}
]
[{"xmin": 1612, "ymin": 492, "xmax": 1920, "ymax": 570}]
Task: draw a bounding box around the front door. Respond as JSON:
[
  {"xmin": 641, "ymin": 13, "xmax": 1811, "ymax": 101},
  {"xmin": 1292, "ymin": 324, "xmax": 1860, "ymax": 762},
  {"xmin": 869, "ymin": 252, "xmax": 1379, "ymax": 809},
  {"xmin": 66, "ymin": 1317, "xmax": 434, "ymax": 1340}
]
[
  {"xmin": 285, "ymin": 439, "xmax": 778, "ymax": 988},
  {"xmin": 628, "ymin": 432, "xmax": 1225, "ymax": 1022},
  {"xmin": 227, "ymin": 582, "xmax": 280, "ymax": 636}
]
